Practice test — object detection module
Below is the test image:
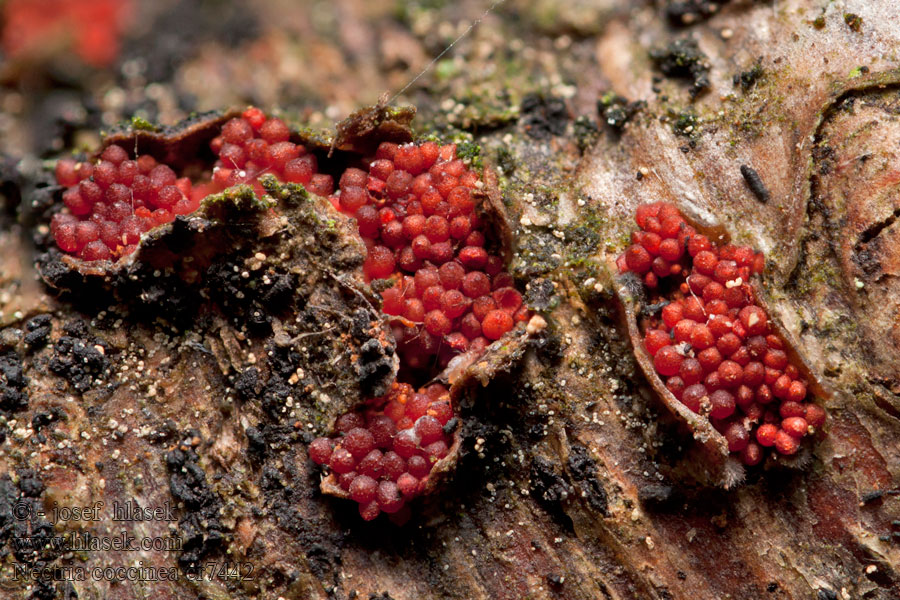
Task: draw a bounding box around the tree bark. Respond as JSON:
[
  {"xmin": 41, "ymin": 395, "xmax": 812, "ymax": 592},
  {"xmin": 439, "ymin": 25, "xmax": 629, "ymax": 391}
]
[{"xmin": 1, "ymin": 1, "xmax": 899, "ymax": 599}]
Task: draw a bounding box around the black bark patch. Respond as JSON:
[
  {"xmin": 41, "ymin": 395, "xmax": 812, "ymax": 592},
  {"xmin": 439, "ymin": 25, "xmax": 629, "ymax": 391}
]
[
  {"xmin": 529, "ymin": 456, "xmax": 575, "ymax": 530},
  {"xmin": 48, "ymin": 328, "xmax": 109, "ymax": 394},
  {"xmin": 261, "ymin": 380, "xmax": 295, "ymax": 422},
  {"xmin": 17, "ymin": 469, "xmax": 44, "ymax": 498},
  {"xmin": 258, "ymin": 464, "xmax": 345, "ymax": 590},
  {"xmin": 566, "ymin": 445, "xmax": 609, "ymax": 515},
  {"xmin": 0, "ymin": 350, "xmax": 28, "ymax": 412},
  {"xmin": 24, "ymin": 314, "xmax": 53, "ymax": 350},
  {"xmin": 165, "ymin": 446, "xmax": 226, "ymax": 573},
  {"xmin": 235, "ymin": 367, "xmax": 261, "ymax": 400},
  {"xmin": 355, "ymin": 338, "xmax": 395, "ymax": 398},
  {"xmin": 651, "ymin": 38, "xmax": 711, "ymax": 98},
  {"xmin": 520, "ymin": 94, "xmax": 570, "ymax": 139},
  {"xmin": 638, "ymin": 483, "xmax": 680, "ymax": 510},
  {"xmin": 733, "ymin": 61, "xmax": 764, "ymax": 91},
  {"xmin": 0, "ymin": 471, "xmax": 55, "ymax": 567},
  {"xmin": 597, "ymin": 94, "xmax": 644, "ymax": 131},
  {"xmin": 246, "ymin": 426, "xmax": 267, "ymax": 455}
]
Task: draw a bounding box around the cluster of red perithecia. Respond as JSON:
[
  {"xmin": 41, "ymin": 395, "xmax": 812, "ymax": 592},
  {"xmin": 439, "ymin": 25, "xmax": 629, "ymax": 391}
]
[
  {"xmin": 309, "ymin": 139, "xmax": 534, "ymax": 521},
  {"xmin": 330, "ymin": 140, "xmax": 530, "ymax": 370},
  {"xmin": 619, "ymin": 202, "xmax": 826, "ymax": 466},
  {"xmin": 51, "ymin": 108, "xmax": 334, "ymax": 262},
  {"xmin": 309, "ymin": 382, "xmax": 454, "ymax": 522},
  {"xmin": 50, "ymin": 107, "xmax": 531, "ymax": 522}
]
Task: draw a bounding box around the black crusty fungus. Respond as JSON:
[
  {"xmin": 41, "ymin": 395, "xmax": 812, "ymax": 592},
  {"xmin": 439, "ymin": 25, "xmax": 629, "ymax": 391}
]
[
  {"xmin": 235, "ymin": 366, "xmax": 261, "ymax": 400},
  {"xmin": 651, "ymin": 38, "xmax": 711, "ymax": 98},
  {"xmin": 529, "ymin": 456, "xmax": 576, "ymax": 529},
  {"xmin": 165, "ymin": 444, "xmax": 226, "ymax": 572},
  {"xmin": 0, "ymin": 349, "xmax": 29, "ymax": 411},
  {"xmin": 355, "ymin": 338, "xmax": 395, "ymax": 398},
  {"xmin": 734, "ymin": 61, "xmax": 764, "ymax": 91},
  {"xmin": 566, "ymin": 445, "xmax": 609, "ymax": 515},
  {"xmin": 48, "ymin": 324, "xmax": 109, "ymax": 394},
  {"xmin": 520, "ymin": 94, "xmax": 570, "ymax": 139},
  {"xmin": 597, "ymin": 93, "xmax": 644, "ymax": 131},
  {"xmin": 24, "ymin": 314, "xmax": 53, "ymax": 350}
]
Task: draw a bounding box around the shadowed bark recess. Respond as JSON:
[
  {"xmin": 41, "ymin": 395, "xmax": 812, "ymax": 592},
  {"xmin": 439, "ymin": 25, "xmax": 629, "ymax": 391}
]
[{"xmin": 0, "ymin": 1, "xmax": 899, "ymax": 599}]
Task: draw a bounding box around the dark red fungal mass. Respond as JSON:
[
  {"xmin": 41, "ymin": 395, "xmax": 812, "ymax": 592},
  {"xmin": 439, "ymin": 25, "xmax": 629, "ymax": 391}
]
[
  {"xmin": 309, "ymin": 382, "xmax": 456, "ymax": 521},
  {"xmin": 51, "ymin": 107, "xmax": 335, "ymax": 262},
  {"xmin": 52, "ymin": 151, "xmax": 205, "ymax": 261},
  {"xmin": 311, "ymin": 142, "xmax": 532, "ymax": 521},
  {"xmin": 53, "ymin": 114, "xmax": 528, "ymax": 524},
  {"xmin": 330, "ymin": 140, "xmax": 530, "ymax": 371},
  {"xmin": 619, "ymin": 202, "xmax": 825, "ymax": 465}
]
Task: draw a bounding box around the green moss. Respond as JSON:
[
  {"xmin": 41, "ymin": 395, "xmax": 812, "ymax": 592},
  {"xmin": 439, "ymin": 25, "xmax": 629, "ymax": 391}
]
[
  {"xmin": 562, "ymin": 225, "xmax": 601, "ymax": 265},
  {"xmin": 203, "ymin": 180, "xmax": 276, "ymax": 212},
  {"xmin": 495, "ymin": 146, "xmax": 516, "ymax": 175},
  {"xmin": 671, "ymin": 110, "xmax": 698, "ymax": 137},
  {"xmin": 130, "ymin": 116, "xmax": 160, "ymax": 132},
  {"xmin": 369, "ymin": 279, "xmax": 394, "ymax": 293},
  {"xmin": 843, "ymin": 13, "xmax": 862, "ymax": 32},
  {"xmin": 456, "ymin": 140, "xmax": 483, "ymax": 170}
]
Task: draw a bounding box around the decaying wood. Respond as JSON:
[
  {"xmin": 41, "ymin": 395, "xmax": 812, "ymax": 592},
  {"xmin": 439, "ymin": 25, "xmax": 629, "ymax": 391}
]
[{"xmin": 0, "ymin": 1, "xmax": 899, "ymax": 600}]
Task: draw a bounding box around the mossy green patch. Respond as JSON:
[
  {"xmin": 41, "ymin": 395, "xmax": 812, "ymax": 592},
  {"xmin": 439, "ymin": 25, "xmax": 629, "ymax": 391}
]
[
  {"xmin": 843, "ymin": 13, "xmax": 862, "ymax": 32},
  {"xmin": 130, "ymin": 116, "xmax": 160, "ymax": 132}
]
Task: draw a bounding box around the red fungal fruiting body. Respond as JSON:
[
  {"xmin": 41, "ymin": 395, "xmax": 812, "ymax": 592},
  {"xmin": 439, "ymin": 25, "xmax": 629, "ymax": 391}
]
[
  {"xmin": 328, "ymin": 140, "xmax": 530, "ymax": 370},
  {"xmin": 316, "ymin": 382, "xmax": 455, "ymax": 520},
  {"xmin": 47, "ymin": 128, "xmax": 530, "ymax": 521},
  {"xmin": 207, "ymin": 112, "xmax": 333, "ymax": 201},
  {"xmin": 653, "ymin": 346, "xmax": 683, "ymax": 377},
  {"xmin": 308, "ymin": 437, "xmax": 334, "ymax": 464},
  {"xmin": 52, "ymin": 151, "xmax": 202, "ymax": 261},
  {"xmin": 620, "ymin": 201, "xmax": 825, "ymax": 466},
  {"xmin": 52, "ymin": 107, "xmax": 340, "ymax": 262}
]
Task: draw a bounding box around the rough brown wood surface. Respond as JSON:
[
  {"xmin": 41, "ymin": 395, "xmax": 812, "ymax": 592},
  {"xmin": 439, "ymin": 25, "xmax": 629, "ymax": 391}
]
[{"xmin": 0, "ymin": 1, "xmax": 899, "ymax": 599}]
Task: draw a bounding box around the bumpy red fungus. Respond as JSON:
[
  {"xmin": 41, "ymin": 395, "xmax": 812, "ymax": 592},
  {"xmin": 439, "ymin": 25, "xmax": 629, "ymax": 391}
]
[
  {"xmin": 312, "ymin": 140, "xmax": 532, "ymax": 521},
  {"xmin": 52, "ymin": 147, "xmax": 205, "ymax": 261},
  {"xmin": 330, "ymin": 140, "xmax": 529, "ymax": 371},
  {"xmin": 310, "ymin": 382, "xmax": 455, "ymax": 521},
  {"xmin": 51, "ymin": 108, "xmax": 334, "ymax": 262},
  {"xmin": 619, "ymin": 202, "xmax": 825, "ymax": 466},
  {"xmin": 205, "ymin": 107, "xmax": 334, "ymax": 199},
  {"xmin": 50, "ymin": 110, "xmax": 531, "ymax": 521}
]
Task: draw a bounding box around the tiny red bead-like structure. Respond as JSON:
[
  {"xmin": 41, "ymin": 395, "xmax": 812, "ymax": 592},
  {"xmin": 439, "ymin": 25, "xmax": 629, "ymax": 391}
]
[{"xmin": 618, "ymin": 201, "xmax": 825, "ymax": 466}]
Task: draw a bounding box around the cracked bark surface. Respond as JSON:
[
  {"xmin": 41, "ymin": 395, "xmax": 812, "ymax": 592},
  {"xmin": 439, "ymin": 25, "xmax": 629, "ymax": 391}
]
[{"xmin": 0, "ymin": 1, "xmax": 899, "ymax": 599}]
